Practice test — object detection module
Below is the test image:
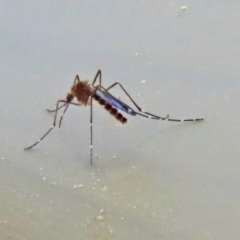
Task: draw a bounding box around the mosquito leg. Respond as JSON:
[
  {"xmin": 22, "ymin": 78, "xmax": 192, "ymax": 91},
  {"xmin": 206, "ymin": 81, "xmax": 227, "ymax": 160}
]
[
  {"xmin": 106, "ymin": 82, "xmax": 204, "ymax": 122},
  {"xmin": 167, "ymin": 117, "xmax": 204, "ymax": 122},
  {"xmin": 90, "ymin": 95, "xmax": 93, "ymax": 165},
  {"xmin": 47, "ymin": 103, "xmax": 67, "ymax": 112},
  {"xmin": 24, "ymin": 99, "xmax": 68, "ymax": 150},
  {"xmin": 47, "ymin": 76, "xmax": 79, "ymax": 113},
  {"xmin": 89, "ymin": 85, "xmax": 101, "ymax": 165},
  {"xmin": 90, "ymin": 70, "xmax": 102, "ymax": 162},
  {"xmin": 58, "ymin": 104, "xmax": 69, "ymax": 128},
  {"xmin": 105, "ymin": 82, "xmax": 169, "ymax": 120},
  {"xmin": 58, "ymin": 102, "xmax": 80, "ymax": 128},
  {"xmin": 92, "ymin": 69, "xmax": 102, "ymax": 87},
  {"xmin": 74, "ymin": 74, "xmax": 81, "ymax": 84}
]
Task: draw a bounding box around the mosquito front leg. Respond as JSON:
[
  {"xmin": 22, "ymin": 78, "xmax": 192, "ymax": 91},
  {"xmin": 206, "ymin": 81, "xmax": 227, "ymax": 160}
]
[
  {"xmin": 58, "ymin": 102, "xmax": 80, "ymax": 128},
  {"xmin": 47, "ymin": 103, "xmax": 67, "ymax": 113},
  {"xmin": 24, "ymin": 99, "xmax": 69, "ymax": 150},
  {"xmin": 47, "ymin": 76, "xmax": 79, "ymax": 112}
]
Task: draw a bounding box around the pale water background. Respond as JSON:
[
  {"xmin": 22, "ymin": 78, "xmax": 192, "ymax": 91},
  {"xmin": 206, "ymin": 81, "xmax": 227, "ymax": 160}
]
[{"xmin": 1, "ymin": 1, "xmax": 240, "ymax": 240}]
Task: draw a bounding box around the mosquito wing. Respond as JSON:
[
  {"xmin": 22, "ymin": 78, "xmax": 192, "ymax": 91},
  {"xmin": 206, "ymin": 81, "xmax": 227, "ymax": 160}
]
[{"xmin": 95, "ymin": 89, "xmax": 136, "ymax": 116}]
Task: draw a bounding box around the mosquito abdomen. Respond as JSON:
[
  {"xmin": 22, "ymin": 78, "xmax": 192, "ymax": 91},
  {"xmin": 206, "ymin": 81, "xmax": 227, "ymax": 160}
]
[{"xmin": 93, "ymin": 95, "xmax": 127, "ymax": 124}]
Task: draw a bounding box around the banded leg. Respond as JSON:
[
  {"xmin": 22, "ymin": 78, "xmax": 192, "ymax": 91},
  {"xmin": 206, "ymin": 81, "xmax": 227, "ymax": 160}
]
[
  {"xmin": 167, "ymin": 118, "xmax": 204, "ymax": 122},
  {"xmin": 106, "ymin": 82, "xmax": 203, "ymax": 122},
  {"xmin": 105, "ymin": 82, "xmax": 169, "ymax": 120},
  {"xmin": 24, "ymin": 99, "xmax": 69, "ymax": 150},
  {"xmin": 90, "ymin": 93, "xmax": 93, "ymax": 165},
  {"xmin": 89, "ymin": 84, "xmax": 102, "ymax": 165},
  {"xmin": 86, "ymin": 70, "xmax": 102, "ymax": 164}
]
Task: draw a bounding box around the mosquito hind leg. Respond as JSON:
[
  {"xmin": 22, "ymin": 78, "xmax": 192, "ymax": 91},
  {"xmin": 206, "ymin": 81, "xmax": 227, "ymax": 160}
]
[
  {"xmin": 167, "ymin": 117, "xmax": 204, "ymax": 122},
  {"xmin": 105, "ymin": 82, "xmax": 169, "ymax": 120}
]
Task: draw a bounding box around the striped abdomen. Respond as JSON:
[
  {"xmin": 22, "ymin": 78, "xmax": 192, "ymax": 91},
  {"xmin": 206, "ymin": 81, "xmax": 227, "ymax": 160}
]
[{"xmin": 93, "ymin": 95, "xmax": 127, "ymax": 124}]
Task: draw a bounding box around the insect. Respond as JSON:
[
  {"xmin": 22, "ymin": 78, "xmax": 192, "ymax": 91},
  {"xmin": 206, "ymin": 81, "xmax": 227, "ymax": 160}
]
[{"xmin": 24, "ymin": 70, "xmax": 204, "ymax": 164}]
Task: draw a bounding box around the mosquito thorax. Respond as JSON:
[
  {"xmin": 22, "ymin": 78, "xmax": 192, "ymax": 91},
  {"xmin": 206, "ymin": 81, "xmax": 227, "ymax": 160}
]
[{"xmin": 70, "ymin": 81, "xmax": 93, "ymax": 105}]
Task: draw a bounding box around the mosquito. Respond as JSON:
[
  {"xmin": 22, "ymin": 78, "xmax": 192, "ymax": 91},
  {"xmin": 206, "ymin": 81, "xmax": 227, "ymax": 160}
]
[{"xmin": 24, "ymin": 70, "xmax": 204, "ymax": 164}]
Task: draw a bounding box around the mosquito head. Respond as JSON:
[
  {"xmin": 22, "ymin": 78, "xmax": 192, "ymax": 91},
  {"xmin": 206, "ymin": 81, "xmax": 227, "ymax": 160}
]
[{"xmin": 66, "ymin": 92, "xmax": 74, "ymax": 102}]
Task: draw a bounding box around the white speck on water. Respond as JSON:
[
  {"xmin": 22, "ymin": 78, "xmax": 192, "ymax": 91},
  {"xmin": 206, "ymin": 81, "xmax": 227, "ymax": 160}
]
[
  {"xmin": 181, "ymin": 6, "xmax": 188, "ymax": 11},
  {"xmin": 95, "ymin": 215, "xmax": 104, "ymax": 221},
  {"xmin": 141, "ymin": 80, "xmax": 146, "ymax": 83},
  {"xmin": 1, "ymin": 157, "xmax": 4, "ymax": 160},
  {"xmin": 112, "ymin": 155, "xmax": 117, "ymax": 159},
  {"xmin": 102, "ymin": 186, "xmax": 108, "ymax": 191},
  {"xmin": 135, "ymin": 52, "xmax": 138, "ymax": 56},
  {"xmin": 120, "ymin": 217, "xmax": 124, "ymax": 221},
  {"xmin": 74, "ymin": 184, "xmax": 83, "ymax": 188},
  {"xmin": 99, "ymin": 209, "xmax": 104, "ymax": 214},
  {"xmin": 0, "ymin": 220, "xmax": 9, "ymax": 224},
  {"xmin": 108, "ymin": 226, "xmax": 113, "ymax": 234}
]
